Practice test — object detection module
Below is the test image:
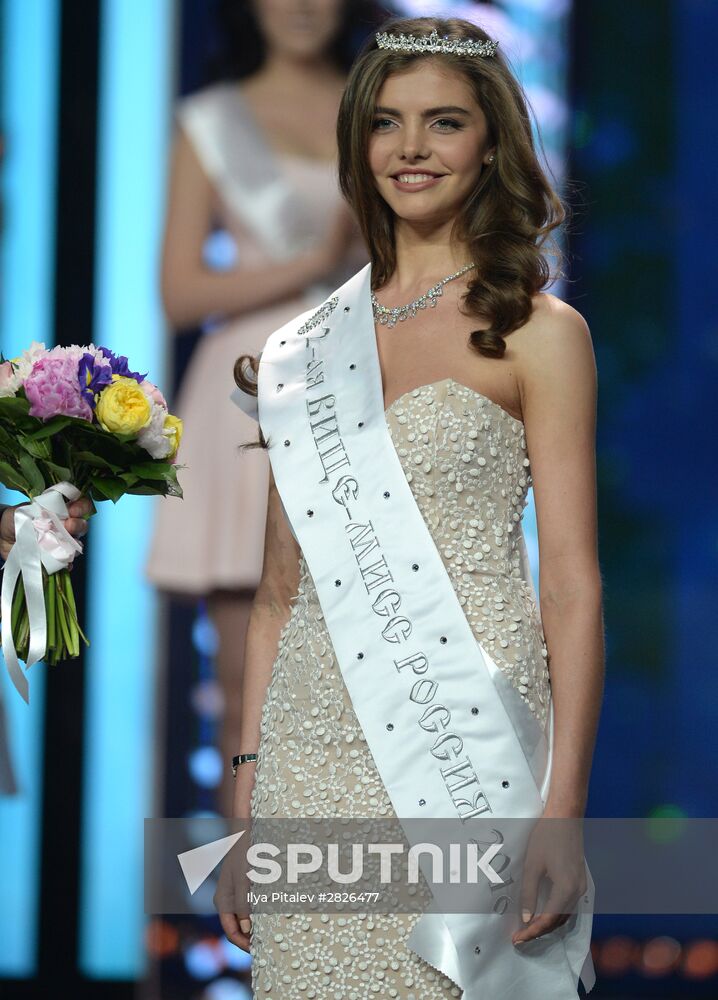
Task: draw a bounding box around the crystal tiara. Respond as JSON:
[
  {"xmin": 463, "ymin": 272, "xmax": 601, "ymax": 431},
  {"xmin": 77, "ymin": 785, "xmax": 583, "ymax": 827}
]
[{"xmin": 375, "ymin": 27, "xmax": 499, "ymax": 59}]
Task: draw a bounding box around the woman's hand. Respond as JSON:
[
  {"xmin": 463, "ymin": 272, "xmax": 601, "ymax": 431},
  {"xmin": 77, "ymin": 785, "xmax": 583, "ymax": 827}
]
[
  {"xmin": 0, "ymin": 496, "xmax": 95, "ymax": 562},
  {"xmin": 512, "ymin": 812, "xmax": 588, "ymax": 946},
  {"xmin": 215, "ymin": 850, "xmax": 253, "ymax": 953},
  {"xmin": 216, "ymin": 760, "xmax": 257, "ymax": 952}
]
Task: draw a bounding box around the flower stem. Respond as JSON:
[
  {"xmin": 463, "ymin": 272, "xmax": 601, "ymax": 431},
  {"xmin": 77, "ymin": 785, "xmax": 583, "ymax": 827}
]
[
  {"xmin": 47, "ymin": 573, "xmax": 56, "ymax": 656},
  {"xmin": 55, "ymin": 575, "xmax": 72, "ymax": 660},
  {"xmin": 11, "ymin": 573, "xmax": 24, "ymax": 626},
  {"xmin": 62, "ymin": 572, "xmax": 89, "ymax": 648},
  {"xmin": 56, "ymin": 574, "xmax": 79, "ymax": 658},
  {"xmin": 10, "ymin": 577, "xmax": 29, "ymax": 661}
]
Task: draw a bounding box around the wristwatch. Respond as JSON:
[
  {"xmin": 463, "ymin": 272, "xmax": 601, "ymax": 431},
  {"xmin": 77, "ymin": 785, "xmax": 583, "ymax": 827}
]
[{"xmin": 232, "ymin": 752, "xmax": 258, "ymax": 777}]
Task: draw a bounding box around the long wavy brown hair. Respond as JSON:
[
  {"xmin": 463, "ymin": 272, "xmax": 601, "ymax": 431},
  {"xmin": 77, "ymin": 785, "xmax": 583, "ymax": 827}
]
[{"xmin": 234, "ymin": 14, "xmax": 569, "ymax": 447}]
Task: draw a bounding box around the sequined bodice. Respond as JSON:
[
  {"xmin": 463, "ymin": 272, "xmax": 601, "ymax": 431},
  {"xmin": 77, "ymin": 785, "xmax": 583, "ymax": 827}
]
[
  {"xmin": 292, "ymin": 377, "xmax": 550, "ymax": 728},
  {"xmin": 383, "ymin": 378, "xmax": 530, "ymax": 579}
]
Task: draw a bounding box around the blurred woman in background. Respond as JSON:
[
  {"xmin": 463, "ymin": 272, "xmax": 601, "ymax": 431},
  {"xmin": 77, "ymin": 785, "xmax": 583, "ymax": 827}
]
[{"xmin": 145, "ymin": 0, "xmax": 384, "ymax": 811}]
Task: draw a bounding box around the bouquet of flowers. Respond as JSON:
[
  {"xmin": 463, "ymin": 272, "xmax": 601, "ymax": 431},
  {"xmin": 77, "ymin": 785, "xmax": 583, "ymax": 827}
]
[{"xmin": 0, "ymin": 341, "xmax": 184, "ymax": 702}]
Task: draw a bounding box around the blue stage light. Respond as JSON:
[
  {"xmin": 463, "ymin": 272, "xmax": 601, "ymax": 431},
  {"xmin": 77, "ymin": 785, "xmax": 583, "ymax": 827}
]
[
  {"xmin": 202, "ymin": 976, "xmax": 252, "ymax": 1000},
  {"xmin": 188, "ymin": 746, "xmax": 224, "ymax": 789},
  {"xmin": 0, "ymin": 0, "xmax": 60, "ymax": 977},
  {"xmin": 78, "ymin": 0, "xmax": 174, "ymax": 978},
  {"xmin": 184, "ymin": 939, "xmax": 224, "ymax": 980}
]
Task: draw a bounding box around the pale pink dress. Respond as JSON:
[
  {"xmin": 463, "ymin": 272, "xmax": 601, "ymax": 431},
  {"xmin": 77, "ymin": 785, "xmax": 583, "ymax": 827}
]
[{"xmin": 144, "ymin": 83, "xmax": 366, "ymax": 594}]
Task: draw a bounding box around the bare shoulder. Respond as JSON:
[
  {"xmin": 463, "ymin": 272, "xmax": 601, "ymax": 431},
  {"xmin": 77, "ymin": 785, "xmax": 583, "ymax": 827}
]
[
  {"xmin": 513, "ymin": 292, "xmax": 595, "ymax": 384},
  {"xmin": 526, "ymin": 292, "xmax": 591, "ymax": 344}
]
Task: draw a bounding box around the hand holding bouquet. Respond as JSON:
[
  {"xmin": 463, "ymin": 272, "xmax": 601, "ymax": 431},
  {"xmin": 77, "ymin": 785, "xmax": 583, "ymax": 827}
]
[
  {"xmin": 0, "ymin": 341, "xmax": 184, "ymax": 702},
  {"xmin": 0, "ymin": 497, "xmax": 92, "ymax": 562}
]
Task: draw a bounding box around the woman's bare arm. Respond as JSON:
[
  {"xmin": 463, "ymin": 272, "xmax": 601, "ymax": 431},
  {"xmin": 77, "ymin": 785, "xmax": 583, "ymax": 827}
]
[
  {"xmin": 230, "ymin": 464, "xmax": 302, "ymax": 819},
  {"xmin": 519, "ymin": 296, "xmax": 605, "ymax": 818},
  {"xmin": 160, "ymin": 128, "xmax": 355, "ymax": 329}
]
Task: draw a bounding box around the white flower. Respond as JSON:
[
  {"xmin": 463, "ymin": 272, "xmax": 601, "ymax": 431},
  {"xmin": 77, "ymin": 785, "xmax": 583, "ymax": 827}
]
[
  {"xmin": 137, "ymin": 399, "xmax": 174, "ymax": 459},
  {"xmin": 10, "ymin": 341, "xmax": 48, "ymax": 382},
  {"xmin": 0, "ymin": 360, "xmax": 21, "ymax": 397}
]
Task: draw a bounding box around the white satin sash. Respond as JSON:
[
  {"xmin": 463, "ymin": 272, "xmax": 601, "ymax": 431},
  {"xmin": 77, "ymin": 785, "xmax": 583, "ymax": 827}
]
[
  {"xmin": 177, "ymin": 84, "xmax": 317, "ymax": 262},
  {"xmin": 232, "ymin": 263, "xmax": 595, "ymax": 998}
]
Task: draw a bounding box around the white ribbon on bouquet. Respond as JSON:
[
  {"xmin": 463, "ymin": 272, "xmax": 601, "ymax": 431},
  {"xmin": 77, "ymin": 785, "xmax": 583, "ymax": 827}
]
[{"xmin": 1, "ymin": 481, "xmax": 83, "ymax": 703}]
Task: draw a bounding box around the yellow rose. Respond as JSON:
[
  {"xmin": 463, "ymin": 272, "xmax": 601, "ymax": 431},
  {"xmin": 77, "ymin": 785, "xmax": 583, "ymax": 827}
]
[
  {"xmin": 163, "ymin": 413, "xmax": 183, "ymax": 459},
  {"xmin": 96, "ymin": 375, "xmax": 152, "ymax": 435}
]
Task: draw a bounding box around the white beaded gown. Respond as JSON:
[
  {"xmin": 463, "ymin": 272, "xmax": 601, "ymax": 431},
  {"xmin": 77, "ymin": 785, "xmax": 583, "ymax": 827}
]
[{"xmin": 248, "ymin": 378, "xmax": 551, "ymax": 999}]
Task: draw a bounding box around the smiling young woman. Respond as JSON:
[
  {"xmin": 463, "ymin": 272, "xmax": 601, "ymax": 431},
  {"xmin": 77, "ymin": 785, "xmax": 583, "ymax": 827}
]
[{"xmin": 225, "ymin": 15, "xmax": 602, "ymax": 1000}]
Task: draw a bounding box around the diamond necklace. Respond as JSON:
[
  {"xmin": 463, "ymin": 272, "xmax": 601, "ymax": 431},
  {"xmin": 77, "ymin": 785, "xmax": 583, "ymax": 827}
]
[{"xmin": 371, "ymin": 262, "xmax": 477, "ymax": 329}]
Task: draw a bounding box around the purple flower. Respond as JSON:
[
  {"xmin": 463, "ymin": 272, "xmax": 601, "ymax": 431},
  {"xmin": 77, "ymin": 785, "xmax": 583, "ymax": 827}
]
[
  {"xmin": 24, "ymin": 355, "xmax": 93, "ymax": 422},
  {"xmin": 98, "ymin": 346, "xmax": 147, "ymax": 383},
  {"xmin": 78, "ymin": 352, "xmax": 113, "ymax": 410}
]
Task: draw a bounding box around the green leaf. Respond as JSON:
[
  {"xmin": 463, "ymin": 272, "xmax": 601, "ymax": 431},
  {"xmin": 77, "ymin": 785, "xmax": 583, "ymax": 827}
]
[
  {"xmin": 0, "ymin": 459, "xmax": 30, "ymax": 497},
  {"xmin": 125, "ymin": 483, "xmax": 168, "ymax": 496},
  {"xmin": 161, "ymin": 463, "xmax": 184, "ymax": 498},
  {"xmin": 128, "ymin": 461, "xmax": 174, "ymax": 480},
  {"xmin": 89, "ymin": 475, "xmax": 127, "ymax": 503},
  {"xmin": 119, "ymin": 472, "xmax": 139, "ymax": 486},
  {"xmin": 0, "ymin": 396, "xmax": 31, "ymax": 419},
  {"xmin": 24, "ymin": 415, "xmax": 76, "ymax": 441},
  {"xmin": 20, "ymin": 435, "xmax": 52, "ymax": 460},
  {"xmin": 0, "ymin": 421, "xmax": 19, "ymax": 447},
  {"xmin": 67, "ymin": 426, "xmax": 138, "ymax": 466},
  {"xmin": 72, "ymin": 450, "xmax": 121, "ymax": 472},
  {"xmin": 18, "ymin": 453, "xmax": 46, "ymax": 496},
  {"xmin": 40, "ymin": 461, "xmax": 73, "ymax": 482}
]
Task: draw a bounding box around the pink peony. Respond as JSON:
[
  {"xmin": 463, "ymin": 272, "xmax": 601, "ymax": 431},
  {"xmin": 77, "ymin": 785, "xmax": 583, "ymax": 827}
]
[
  {"xmin": 139, "ymin": 379, "xmax": 167, "ymax": 410},
  {"xmin": 24, "ymin": 354, "xmax": 93, "ymax": 422}
]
